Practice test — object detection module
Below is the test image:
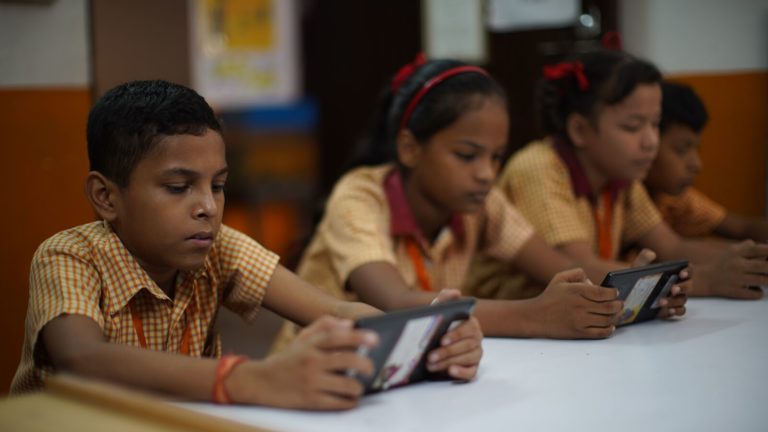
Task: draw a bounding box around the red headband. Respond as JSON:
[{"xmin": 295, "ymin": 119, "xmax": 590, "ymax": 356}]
[
  {"xmin": 542, "ymin": 61, "xmax": 589, "ymax": 91},
  {"xmin": 399, "ymin": 65, "xmax": 489, "ymax": 130}
]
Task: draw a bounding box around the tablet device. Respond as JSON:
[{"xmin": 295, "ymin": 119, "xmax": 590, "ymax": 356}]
[
  {"xmin": 352, "ymin": 298, "xmax": 475, "ymax": 394},
  {"xmin": 601, "ymin": 260, "xmax": 688, "ymax": 326}
]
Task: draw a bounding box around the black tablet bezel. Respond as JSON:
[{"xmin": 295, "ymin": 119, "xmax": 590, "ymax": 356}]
[
  {"xmin": 601, "ymin": 260, "xmax": 688, "ymax": 326},
  {"xmin": 353, "ymin": 298, "xmax": 476, "ymax": 394}
]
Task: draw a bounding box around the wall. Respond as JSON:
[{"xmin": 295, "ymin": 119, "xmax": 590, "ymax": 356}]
[
  {"xmin": 0, "ymin": 0, "xmax": 92, "ymax": 392},
  {"xmin": 620, "ymin": 0, "xmax": 768, "ymax": 217}
]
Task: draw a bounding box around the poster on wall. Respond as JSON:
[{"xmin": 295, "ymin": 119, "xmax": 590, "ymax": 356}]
[{"xmin": 188, "ymin": 0, "xmax": 301, "ymax": 109}]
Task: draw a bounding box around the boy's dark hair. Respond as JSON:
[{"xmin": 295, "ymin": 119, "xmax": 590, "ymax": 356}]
[
  {"xmin": 660, "ymin": 81, "xmax": 709, "ymax": 133},
  {"xmin": 537, "ymin": 49, "xmax": 662, "ymax": 143},
  {"xmin": 350, "ymin": 58, "xmax": 507, "ymax": 168},
  {"xmin": 87, "ymin": 80, "xmax": 222, "ymax": 188}
]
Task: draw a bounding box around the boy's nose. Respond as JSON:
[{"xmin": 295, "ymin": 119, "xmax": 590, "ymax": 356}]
[
  {"xmin": 194, "ymin": 191, "xmax": 219, "ymax": 219},
  {"xmin": 689, "ymin": 152, "xmax": 703, "ymax": 175}
]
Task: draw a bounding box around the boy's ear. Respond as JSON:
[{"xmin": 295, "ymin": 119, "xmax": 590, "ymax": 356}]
[
  {"xmin": 85, "ymin": 172, "xmax": 120, "ymax": 222},
  {"xmin": 395, "ymin": 129, "xmax": 422, "ymax": 169},
  {"xmin": 566, "ymin": 113, "xmax": 592, "ymax": 149}
]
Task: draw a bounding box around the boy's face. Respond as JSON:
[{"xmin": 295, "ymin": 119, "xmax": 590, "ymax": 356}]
[
  {"xmin": 644, "ymin": 123, "xmax": 702, "ymax": 196},
  {"xmin": 402, "ymin": 97, "xmax": 509, "ymax": 214},
  {"xmin": 578, "ymin": 83, "xmax": 662, "ymax": 182},
  {"xmin": 109, "ymin": 129, "xmax": 227, "ymax": 280}
]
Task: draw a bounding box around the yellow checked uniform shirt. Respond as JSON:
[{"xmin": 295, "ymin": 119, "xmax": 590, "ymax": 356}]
[
  {"xmin": 271, "ymin": 164, "xmax": 535, "ymax": 352},
  {"xmin": 654, "ymin": 188, "xmax": 726, "ymax": 238},
  {"xmin": 11, "ymin": 221, "xmax": 279, "ymax": 394},
  {"xmin": 466, "ymin": 139, "xmax": 662, "ymax": 300}
]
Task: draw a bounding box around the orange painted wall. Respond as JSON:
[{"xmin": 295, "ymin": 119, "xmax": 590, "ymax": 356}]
[
  {"xmin": 0, "ymin": 89, "xmax": 94, "ymax": 393},
  {"xmin": 667, "ymin": 72, "xmax": 767, "ymax": 217}
]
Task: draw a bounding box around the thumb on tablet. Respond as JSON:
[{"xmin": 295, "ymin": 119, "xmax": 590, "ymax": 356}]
[
  {"xmin": 552, "ymin": 267, "xmax": 590, "ymax": 284},
  {"xmin": 632, "ymin": 248, "xmax": 657, "ymax": 267},
  {"xmin": 432, "ymin": 288, "xmax": 461, "ymax": 304}
]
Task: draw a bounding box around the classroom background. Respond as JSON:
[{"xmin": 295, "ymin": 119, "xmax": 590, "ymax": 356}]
[{"xmin": 1, "ymin": 0, "xmax": 766, "ymax": 393}]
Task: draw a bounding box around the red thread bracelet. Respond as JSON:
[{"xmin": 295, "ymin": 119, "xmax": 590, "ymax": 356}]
[{"xmin": 212, "ymin": 354, "xmax": 248, "ymax": 404}]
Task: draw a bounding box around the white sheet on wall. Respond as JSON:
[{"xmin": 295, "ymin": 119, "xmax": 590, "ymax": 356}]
[
  {"xmin": 0, "ymin": 0, "xmax": 90, "ymax": 87},
  {"xmin": 423, "ymin": 0, "xmax": 487, "ymax": 63},
  {"xmin": 486, "ymin": 0, "xmax": 579, "ymax": 32}
]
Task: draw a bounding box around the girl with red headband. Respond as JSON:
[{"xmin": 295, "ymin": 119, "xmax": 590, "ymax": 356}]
[
  {"xmin": 273, "ymin": 55, "xmax": 672, "ymax": 349},
  {"xmin": 469, "ymin": 48, "xmax": 767, "ymax": 302}
]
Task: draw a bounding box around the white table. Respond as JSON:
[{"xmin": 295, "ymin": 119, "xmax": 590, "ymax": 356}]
[{"xmin": 181, "ymin": 297, "xmax": 768, "ymax": 432}]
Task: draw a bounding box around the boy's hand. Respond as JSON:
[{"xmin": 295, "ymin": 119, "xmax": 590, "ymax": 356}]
[
  {"xmin": 228, "ymin": 316, "xmax": 378, "ymax": 410},
  {"xmin": 427, "ymin": 289, "xmax": 483, "ymax": 381},
  {"xmin": 694, "ymin": 240, "xmax": 768, "ymax": 299},
  {"xmin": 532, "ymin": 268, "xmax": 623, "ymax": 339},
  {"xmin": 656, "ymin": 268, "xmax": 690, "ymax": 319}
]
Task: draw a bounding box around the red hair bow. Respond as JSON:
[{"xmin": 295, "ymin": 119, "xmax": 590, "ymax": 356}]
[
  {"xmin": 391, "ymin": 52, "xmax": 427, "ymax": 93},
  {"xmin": 601, "ymin": 31, "xmax": 623, "ymax": 50},
  {"xmin": 542, "ymin": 61, "xmax": 589, "ymax": 91}
]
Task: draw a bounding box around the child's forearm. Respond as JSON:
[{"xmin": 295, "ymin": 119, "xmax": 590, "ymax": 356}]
[
  {"xmin": 43, "ymin": 314, "xmax": 221, "ymax": 401},
  {"xmin": 334, "ymin": 301, "xmax": 382, "ymax": 320},
  {"xmin": 57, "ymin": 341, "xmax": 220, "ymax": 401},
  {"xmin": 473, "ymin": 298, "xmax": 542, "ymax": 338},
  {"xmin": 667, "ymin": 238, "xmax": 722, "ymax": 264}
]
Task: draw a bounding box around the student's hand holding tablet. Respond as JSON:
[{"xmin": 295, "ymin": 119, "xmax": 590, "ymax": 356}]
[
  {"xmin": 601, "ymin": 260, "xmax": 689, "ymax": 326},
  {"xmin": 235, "ymin": 316, "xmax": 378, "ymax": 410},
  {"xmin": 529, "ymin": 268, "xmax": 624, "ymax": 339},
  {"xmin": 630, "ymin": 250, "xmax": 690, "ymax": 319},
  {"xmin": 426, "ymin": 289, "xmax": 483, "ymax": 381},
  {"xmin": 654, "ymin": 267, "xmax": 690, "ymax": 319}
]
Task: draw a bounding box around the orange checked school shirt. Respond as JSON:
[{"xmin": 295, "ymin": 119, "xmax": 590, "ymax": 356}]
[
  {"xmin": 465, "ymin": 138, "xmax": 662, "ymax": 300},
  {"xmin": 11, "ymin": 221, "xmax": 279, "ymax": 394},
  {"xmin": 653, "ymin": 187, "xmax": 726, "ymax": 238},
  {"xmin": 270, "ymin": 164, "xmax": 534, "ymax": 352}
]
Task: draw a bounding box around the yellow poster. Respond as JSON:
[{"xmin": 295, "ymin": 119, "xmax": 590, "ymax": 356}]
[
  {"xmin": 191, "ymin": 0, "xmax": 299, "ymax": 108},
  {"xmin": 205, "ymin": 0, "xmax": 274, "ymax": 50}
]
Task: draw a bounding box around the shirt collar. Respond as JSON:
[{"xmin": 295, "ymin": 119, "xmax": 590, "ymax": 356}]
[
  {"xmin": 383, "ymin": 168, "xmax": 465, "ymax": 243},
  {"xmin": 98, "ymin": 221, "xmax": 211, "ymax": 316},
  {"xmin": 552, "ymin": 137, "xmax": 628, "ymax": 204}
]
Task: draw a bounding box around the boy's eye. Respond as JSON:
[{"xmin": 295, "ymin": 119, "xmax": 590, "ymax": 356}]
[
  {"xmin": 674, "ymin": 143, "xmax": 692, "ymax": 157},
  {"xmin": 212, "ymin": 182, "xmax": 227, "ymax": 193},
  {"xmin": 620, "ymin": 124, "xmax": 641, "ymax": 133},
  {"xmin": 165, "ymin": 184, "xmax": 189, "ymax": 194}
]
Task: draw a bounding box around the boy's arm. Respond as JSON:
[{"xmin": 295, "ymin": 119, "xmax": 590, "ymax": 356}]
[
  {"xmin": 516, "ymin": 234, "xmax": 620, "ymax": 285},
  {"xmin": 715, "ymin": 213, "xmax": 768, "ymax": 243},
  {"xmin": 42, "ymin": 313, "xmax": 377, "ymax": 410},
  {"xmin": 261, "ymin": 265, "xmax": 380, "ymax": 326},
  {"xmin": 43, "ymin": 314, "xmax": 218, "ymax": 400}
]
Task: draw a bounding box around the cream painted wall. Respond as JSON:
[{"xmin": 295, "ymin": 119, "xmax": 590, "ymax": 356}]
[
  {"xmin": 0, "ymin": 0, "xmax": 89, "ymax": 87},
  {"xmin": 619, "ymin": 0, "xmax": 768, "ymax": 74}
]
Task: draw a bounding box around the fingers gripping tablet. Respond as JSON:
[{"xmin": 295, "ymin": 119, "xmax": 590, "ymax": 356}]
[
  {"xmin": 601, "ymin": 260, "xmax": 688, "ymax": 326},
  {"xmin": 351, "ymin": 298, "xmax": 475, "ymax": 394}
]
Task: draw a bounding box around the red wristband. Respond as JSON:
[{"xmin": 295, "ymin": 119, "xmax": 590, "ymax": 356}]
[{"xmin": 212, "ymin": 354, "xmax": 248, "ymax": 404}]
